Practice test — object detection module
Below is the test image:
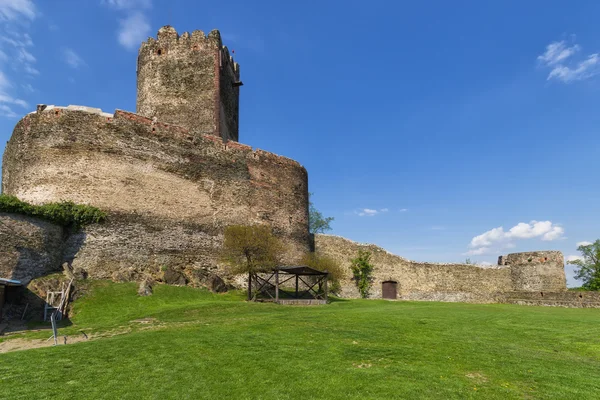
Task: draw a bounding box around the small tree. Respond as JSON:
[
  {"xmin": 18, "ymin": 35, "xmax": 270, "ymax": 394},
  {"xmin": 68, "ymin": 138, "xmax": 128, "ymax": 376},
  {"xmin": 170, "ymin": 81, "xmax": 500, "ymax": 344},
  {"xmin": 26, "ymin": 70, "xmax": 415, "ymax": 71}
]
[
  {"xmin": 309, "ymin": 193, "xmax": 334, "ymax": 234},
  {"xmin": 350, "ymin": 250, "xmax": 374, "ymax": 298},
  {"xmin": 220, "ymin": 225, "xmax": 285, "ymax": 300},
  {"xmin": 301, "ymin": 252, "xmax": 344, "ymax": 294},
  {"xmin": 568, "ymin": 240, "xmax": 600, "ymax": 291}
]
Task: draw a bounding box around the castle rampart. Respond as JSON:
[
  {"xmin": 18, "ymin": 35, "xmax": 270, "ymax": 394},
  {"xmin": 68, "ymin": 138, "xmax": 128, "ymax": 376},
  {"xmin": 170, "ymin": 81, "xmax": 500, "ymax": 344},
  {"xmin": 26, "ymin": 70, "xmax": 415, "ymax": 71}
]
[
  {"xmin": 2, "ymin": 105, "xmax": 309, "ymax": 284},
  {"xmin": 315, "ymin": 235, "xmax": 567, "ymax": 302}
]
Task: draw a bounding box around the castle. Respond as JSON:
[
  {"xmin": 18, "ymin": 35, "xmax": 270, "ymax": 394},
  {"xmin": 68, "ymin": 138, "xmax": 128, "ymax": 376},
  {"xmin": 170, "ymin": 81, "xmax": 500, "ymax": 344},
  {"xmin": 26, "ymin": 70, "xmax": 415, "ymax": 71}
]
[{"xmin": 1, "ymin": 26, "xmax": 581, "ymax": 306}]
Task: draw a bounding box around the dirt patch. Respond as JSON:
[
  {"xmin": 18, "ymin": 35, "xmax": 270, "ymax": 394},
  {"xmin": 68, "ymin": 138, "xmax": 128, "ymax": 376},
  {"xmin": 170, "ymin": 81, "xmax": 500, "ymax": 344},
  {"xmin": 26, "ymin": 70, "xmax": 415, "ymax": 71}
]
[
  {"xmin": 465, "ymin": 372, "xmax": 488, "ymax": 383},
  {"xmin": 0, "ymin": 335, "xmax": 89, "ymax": 353}
]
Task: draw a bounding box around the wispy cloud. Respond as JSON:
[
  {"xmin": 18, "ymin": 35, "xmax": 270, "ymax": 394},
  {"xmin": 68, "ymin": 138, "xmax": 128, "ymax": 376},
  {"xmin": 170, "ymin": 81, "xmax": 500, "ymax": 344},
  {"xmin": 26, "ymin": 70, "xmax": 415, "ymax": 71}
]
[
  {"xmin": 431, "ymin": 226, "xmax": 446, "ymax": 231},
  {"xmin": 103, "ymin": 0, "xmax": 152, "ymax": 50},
  {"xmin": 576, "ymin": 241, "xmax": 592, "ymax": 247},
  {"xmin": 0, "ymin": 0, "xmax": 37, "ymax": 21},
  {"xmin": 0, "ymin": 2, "xmax": 39, "ymax": 118},
  {"xmin": 566, "ymin": 255, "xmax": 584, "ymax": 262},
  {"xmin": 356, "ymin": 208, "xmax": 389, "ymax": 217},
  {"xmin": 63, "ymin": 48, "xmax": 86, "ymax": 68},
  {"xmin": 538, "ymin": 41, "xmax": 580, "ymax": 66},
  {"xmin": 118, "ymin": 12, "xmax": 150, "ymax": 49},
  {"xmin": 538, "ymin": 38, "xmax": 600, "ymax": 82},
  {"xmin": 465, "ymin": 220, "xmax": 565, "ymax": 256},
  {"xmin": 399, "ymin": 208, "xmax": 408, "ymax": 212},
  {"xmin": 102, "ymin": 0, "xmax": 152, "ymax": 9}
]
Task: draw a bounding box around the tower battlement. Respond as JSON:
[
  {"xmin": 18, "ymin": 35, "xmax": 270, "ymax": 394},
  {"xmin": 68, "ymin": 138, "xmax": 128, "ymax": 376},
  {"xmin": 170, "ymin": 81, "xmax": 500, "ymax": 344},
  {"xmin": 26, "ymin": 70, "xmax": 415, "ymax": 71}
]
[{"xmin": 137, "ymin": 26, "xmax": 241, "ymax": 141}]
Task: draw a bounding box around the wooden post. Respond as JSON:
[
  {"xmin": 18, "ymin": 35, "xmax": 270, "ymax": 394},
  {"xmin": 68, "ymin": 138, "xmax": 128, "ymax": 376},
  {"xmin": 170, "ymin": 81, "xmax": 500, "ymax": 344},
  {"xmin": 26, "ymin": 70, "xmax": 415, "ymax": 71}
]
[
  {"xmin": 275, "ymin": 270, "xmax": 279, "ymax": 303},
  {"xmin": 248, "ymin": 272, "xmax": 252, "ymax": 301},
  {"xmin": 295, "ymin": 275, "xmax": 299, "ymax": 298},
  {"xmin": 324, "ymin": 273, "xmax": 329, "ymax": 302}
]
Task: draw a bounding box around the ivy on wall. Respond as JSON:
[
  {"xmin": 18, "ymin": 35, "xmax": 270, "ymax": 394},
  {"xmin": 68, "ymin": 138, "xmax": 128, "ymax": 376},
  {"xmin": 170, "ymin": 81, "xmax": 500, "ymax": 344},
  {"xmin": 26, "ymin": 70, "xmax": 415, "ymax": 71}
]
[{"xmin": 0, "ymin": 194, "xmax": 106, "ymax": 228}]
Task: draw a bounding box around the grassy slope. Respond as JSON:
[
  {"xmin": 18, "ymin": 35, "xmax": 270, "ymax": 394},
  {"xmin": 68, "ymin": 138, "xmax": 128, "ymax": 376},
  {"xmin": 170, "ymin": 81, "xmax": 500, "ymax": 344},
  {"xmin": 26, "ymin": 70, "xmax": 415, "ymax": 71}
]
[{"xmin": 1, "ymin": 282, "xmax": 599, "ymax": 399}]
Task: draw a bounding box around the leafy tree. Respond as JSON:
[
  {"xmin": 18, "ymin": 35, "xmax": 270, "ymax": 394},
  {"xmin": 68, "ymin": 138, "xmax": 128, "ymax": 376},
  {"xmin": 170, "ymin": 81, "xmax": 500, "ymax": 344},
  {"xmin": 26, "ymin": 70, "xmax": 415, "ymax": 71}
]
[
  {"xmin": 220, "ymin": 225, "xmax": 285, "ymax": 300},
  {"xmin": 301, "ymin": 252, "xmax": 344, "ymax": 294},
  {"xmin": 350, "ymin": 250, "xmax": 374, "ymax": 298},
  {"xmin": 568, "ymin": 240, "xmax": 600, "ymax": 291},
  {"xmin": 309, "ymin": 193, "xmax": 334, "ymax": 234}
]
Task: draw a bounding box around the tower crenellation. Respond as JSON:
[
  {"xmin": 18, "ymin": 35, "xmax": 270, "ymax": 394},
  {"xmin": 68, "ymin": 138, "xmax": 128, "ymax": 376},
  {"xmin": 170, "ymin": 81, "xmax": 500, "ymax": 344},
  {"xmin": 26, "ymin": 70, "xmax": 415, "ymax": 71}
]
[{"xmin": 137, "ymin": 26, "xmax": 241, "ymax": 142}]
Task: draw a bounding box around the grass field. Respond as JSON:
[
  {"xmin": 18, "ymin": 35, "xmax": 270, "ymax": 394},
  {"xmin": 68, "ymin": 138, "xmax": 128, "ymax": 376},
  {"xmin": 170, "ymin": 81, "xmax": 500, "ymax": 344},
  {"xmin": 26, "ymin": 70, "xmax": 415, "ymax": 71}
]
[{"xmin": 1, "ymin": 281, "xmax": 599, "ymax": 399}]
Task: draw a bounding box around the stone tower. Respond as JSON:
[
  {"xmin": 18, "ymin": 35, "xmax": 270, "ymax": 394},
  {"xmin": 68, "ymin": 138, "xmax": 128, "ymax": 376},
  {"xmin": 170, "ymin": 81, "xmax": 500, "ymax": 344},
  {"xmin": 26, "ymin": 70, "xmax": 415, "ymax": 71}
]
[{"xmin": 136, "ymin": 26, "xmax": 242, "ymax": 142}]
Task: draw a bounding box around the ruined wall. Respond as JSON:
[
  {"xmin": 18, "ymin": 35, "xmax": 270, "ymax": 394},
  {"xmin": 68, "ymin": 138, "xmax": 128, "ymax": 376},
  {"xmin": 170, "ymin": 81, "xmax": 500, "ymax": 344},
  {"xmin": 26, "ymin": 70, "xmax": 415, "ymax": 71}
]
[
  {"xmin": 500, "ymin": 251, "xmax": 566, "ymax": 292},
  {"xmin": 2, "ymin": 106, "xmax": 309, "ymax": 284},
  {"xmin": 0, "ymin": 213, "xmax": 64, "ymax": 284},
  {"xmin": 315, "ymin": 235, "xmax": 513, "ymax": 303},
  {"xmin": 137, "ymin": 26, "xmax": 240, "ymax": 141},
  {"xmin": 503, "ymin": 291, "xmax": 600, "ymax": 308}
]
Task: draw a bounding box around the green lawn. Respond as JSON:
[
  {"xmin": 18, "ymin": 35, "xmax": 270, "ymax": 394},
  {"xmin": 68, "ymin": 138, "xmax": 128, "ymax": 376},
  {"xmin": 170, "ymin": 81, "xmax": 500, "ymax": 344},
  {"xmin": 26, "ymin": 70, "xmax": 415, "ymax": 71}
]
[{"xmin": 1, "ymin": 281, "xmax": 599, "ymax": 399}]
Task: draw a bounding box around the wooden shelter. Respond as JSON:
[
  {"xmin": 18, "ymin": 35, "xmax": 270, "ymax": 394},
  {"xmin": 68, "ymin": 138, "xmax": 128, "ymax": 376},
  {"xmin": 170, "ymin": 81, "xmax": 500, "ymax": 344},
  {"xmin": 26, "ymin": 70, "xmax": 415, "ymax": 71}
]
[{"xmin": 250, "ymin": 266, "xmax": 329, "ymax": 305}]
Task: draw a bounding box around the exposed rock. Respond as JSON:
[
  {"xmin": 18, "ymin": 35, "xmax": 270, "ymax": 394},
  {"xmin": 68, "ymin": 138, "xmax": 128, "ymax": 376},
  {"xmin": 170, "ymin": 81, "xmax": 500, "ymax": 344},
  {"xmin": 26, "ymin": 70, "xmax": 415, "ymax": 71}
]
[
  {"xmin": 163, "ymin": 267, "xmax": 187, "ymax": 286},
  {"xmin": 138, "ymin": 279, "xmax": 153, "ymax": 296},
  {"xmin": 188, "ymin": 268, "xmax": 227, "ymax": 292}
]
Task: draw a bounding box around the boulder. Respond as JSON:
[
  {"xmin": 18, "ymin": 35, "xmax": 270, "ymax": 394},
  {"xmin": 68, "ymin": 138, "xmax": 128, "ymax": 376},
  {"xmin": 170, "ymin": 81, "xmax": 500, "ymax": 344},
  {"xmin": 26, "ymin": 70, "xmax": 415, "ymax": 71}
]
[
  {"xmin": 138, "ymin": 279, "xmax": 153, "ymax": 296},
  {"xmin": 163, "ymin": 267, "xmax": 187, "ymax": 286}
]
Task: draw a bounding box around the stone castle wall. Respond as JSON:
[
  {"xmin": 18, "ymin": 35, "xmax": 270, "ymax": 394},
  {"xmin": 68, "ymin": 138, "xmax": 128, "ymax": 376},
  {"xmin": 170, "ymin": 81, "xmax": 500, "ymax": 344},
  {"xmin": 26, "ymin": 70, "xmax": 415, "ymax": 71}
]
[
  {"xmin": 0, "ymin": 213, "xmax": 64, "ymax": 283},
  {"xmin": 315, "ymin": 235, "xmax": 567, "ymax": 302},
  {"xmin": 137, "ymin": 26, "xmax": 240, "ymax": 141},
  {"xmin": 501, "ymin": 251, "xmax": 566, "ymax": 292},
  {"xmin": 2, "ymin": 106, "xmax": 310, "ymax": 285}
]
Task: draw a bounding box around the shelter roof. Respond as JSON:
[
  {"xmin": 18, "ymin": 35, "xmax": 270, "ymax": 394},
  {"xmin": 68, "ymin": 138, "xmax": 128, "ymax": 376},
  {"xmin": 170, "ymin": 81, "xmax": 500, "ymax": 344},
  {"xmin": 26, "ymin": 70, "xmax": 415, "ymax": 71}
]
[{"xmin": 274, "ymin": 266, "xmax": 328, "ymax": 276}]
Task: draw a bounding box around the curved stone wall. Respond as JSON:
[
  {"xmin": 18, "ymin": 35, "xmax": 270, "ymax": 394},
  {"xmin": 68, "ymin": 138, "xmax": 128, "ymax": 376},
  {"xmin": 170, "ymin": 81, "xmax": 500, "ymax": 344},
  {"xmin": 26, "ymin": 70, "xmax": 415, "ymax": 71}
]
[
  {"xmin": 2, "ymin": 106, "xmax": 310, "ymax": 283},
  {"xmin": 315, "ymin": 235, "xmax": 513, "ymax": 302},
  {"xmin": 315, "ymin": 235, "xmax": 567, "ymax": 302}
]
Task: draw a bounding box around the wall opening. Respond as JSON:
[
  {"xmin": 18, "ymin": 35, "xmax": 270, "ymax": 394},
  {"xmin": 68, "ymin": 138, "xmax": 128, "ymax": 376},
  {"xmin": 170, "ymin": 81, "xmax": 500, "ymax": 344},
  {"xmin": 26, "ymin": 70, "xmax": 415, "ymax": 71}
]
[{"xmin": 382, "ymin": 281, "xmax": 397, "ymax": 300}]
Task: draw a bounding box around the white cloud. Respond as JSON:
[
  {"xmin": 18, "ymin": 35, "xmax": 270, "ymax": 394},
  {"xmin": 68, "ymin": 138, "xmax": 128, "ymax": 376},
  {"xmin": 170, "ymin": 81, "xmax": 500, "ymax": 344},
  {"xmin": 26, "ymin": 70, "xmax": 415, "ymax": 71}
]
[
  {"xmin": 0, "ymin": 104, "xmax": 16, "ymax": 117},
  {"xmin": 17, "ymin": 47, "xmax": 35, "ymax": 63},
  {"xmin": 399, "ymin": 208, "xmax": 408, "ymax": 212},
  {"xmin": 356, "ymin": 208, "xmax": 389, "ymax": 217},
  {"xmin": 117, "ymin": 11, "xmax": 151, "ymax": 50},
  {"xmin": 467, "ymin": 220, "xmax": 565, "ymax": 255},
  {"xmin": 357, "ymin": 208, "xmax": 378, "ymax": 217},
  {"xmin": 0, "ymin": 0, "xmax": 36, "ymax": 21},
  {"xmin": 0, "ymin": 70, "xmax": 28, "ymax": 109},
  {"xmin": 566, "ymin": 255, "xmax": 584, "ymax": 262},
  {"xmin": 102, "ymin": 0, "xmax": 152, "ymax": 9},
  {"xmin": 464, "ymin": 247, "xmax": 491, "ymax": 256},
  {"xmin": 63, "ymin": 48, "xmax": 85, "ymax": 68},
  {"xmin": 547, "ymin": 54, "xmax": 600, "ymax": 82},
  {"xmin": 538, "ymin": 41, "xmax": 579, "ymax": 66},
  {"xmin": 576, "ymin": 241, "xmax": 593, "ymax": 247},
  {"xmin": 539, "ymin": 38, "xmax": 600, "ymax": 83}
]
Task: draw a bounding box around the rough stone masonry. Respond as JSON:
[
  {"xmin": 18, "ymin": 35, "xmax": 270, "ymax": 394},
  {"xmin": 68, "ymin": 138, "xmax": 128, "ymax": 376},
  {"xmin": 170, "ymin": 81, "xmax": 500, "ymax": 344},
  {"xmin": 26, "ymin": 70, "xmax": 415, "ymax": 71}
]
[{"xmin": 0, "ymin": 26, "xmax": 571, "ymax": 303}]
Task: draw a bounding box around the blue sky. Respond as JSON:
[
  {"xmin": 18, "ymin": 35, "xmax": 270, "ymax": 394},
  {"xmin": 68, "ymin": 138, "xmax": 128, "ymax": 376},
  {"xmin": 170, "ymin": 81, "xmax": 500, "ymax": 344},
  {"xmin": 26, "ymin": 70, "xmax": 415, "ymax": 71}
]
[{"xmin": 0, "ymin": 0, "xmax": 598, "ymax": 286}]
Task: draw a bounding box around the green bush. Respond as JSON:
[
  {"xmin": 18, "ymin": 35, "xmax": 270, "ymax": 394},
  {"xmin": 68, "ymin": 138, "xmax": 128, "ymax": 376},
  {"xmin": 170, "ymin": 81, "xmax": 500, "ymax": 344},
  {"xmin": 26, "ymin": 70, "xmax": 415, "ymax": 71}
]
[
  {"xmin": 351, "ymin": 250, "xmax": 374, "ymax": 298},
  {"xmin": 0, "ymin": 194, "xmax": 106, "ymax": 228}
]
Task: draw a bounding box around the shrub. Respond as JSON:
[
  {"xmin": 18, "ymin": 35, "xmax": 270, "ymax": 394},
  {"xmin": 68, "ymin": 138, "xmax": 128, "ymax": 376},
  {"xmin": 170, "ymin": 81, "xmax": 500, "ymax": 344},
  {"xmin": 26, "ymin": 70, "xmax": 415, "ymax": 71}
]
[
  {"xmin": 351, "ymin": 250, "xmax": 374, "ymax": 298},
  {"xmin": 301, "ymin": 252, "xmax": 344, "ymax": 294},
  {"xmin": 0, "ymin": 194, "xmax": 106, "ymax": 228}
]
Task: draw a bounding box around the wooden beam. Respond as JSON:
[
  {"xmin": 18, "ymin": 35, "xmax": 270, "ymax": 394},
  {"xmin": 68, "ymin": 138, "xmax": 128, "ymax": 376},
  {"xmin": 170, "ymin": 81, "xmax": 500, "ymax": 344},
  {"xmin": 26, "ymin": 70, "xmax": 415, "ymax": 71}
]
[{"xmin": 275, "ymin": 270, "xmax": 279, "ymax": 303}]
